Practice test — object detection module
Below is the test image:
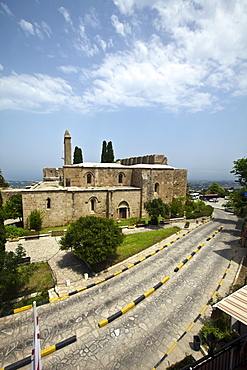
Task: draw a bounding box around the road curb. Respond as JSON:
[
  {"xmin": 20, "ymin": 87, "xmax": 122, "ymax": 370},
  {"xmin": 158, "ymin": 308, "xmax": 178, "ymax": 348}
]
[
  {"xmin": 98, "ymin": 276, "xmax": 170, "ymax": 328},
  {"xmin": 0, "ymin": 221, "xmax": 211, "ymax": 318},
  {"xmin": 0, "ymin": 335, "xmax": 77, "ymax": 370},
  {"xmin": 174, "ymin": 226, "xmax": 223, "ymax": 272},
  {"xmin": 151, "ymin": 246, "xmax": 239, "ymax": 369}
]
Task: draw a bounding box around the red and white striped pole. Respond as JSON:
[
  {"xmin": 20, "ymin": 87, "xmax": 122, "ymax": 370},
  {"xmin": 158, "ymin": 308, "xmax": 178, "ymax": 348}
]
[{"xmin": 30, "ymin": 301, "xmax": 42, "ymax": 370}]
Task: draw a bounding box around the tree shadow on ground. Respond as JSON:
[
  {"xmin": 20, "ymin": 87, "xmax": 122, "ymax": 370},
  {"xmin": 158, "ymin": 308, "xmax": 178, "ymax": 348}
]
[
  {"xmin": 91, "ymin": 252, "xmax": 121, "ymax": 273},
  {"xmin": 57, "ymin": 251, "xmax": 94, "ymax": 277}
]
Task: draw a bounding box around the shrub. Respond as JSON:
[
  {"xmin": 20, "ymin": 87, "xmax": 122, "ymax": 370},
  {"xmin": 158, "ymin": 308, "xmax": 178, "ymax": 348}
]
[
  {"xmin": 60, "ymin": 216, "xmax": 125, "ymax": 264},
  {"xmin": 199, "ymin": 322, "xmax": 223, "ymax": 345},
  {"xmin": 144, "ymin": 198, "xmax": 170, "ymax": 225},
  {"xmin": 27, "ymin": 210, "xmax": 43, "ymax": 231},
  {"xmin": 5, "ymin": 225, "xmax": 29, "ymax": 238},
  {"xmin": 0, "ymin": 245, "xmax": 27, "ymax": 304},
  {"xmin": 199, "ymin": 313, "xmax": 232, "ymax": 346}
]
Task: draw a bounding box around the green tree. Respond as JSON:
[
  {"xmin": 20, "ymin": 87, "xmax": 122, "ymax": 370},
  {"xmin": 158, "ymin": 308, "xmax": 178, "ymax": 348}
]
[
  {"xmin": 0, "ymin": 192, "xmax": 6, "ymax": 252},
  {"xmin": 60, "ymin": 216, "xmax": 124, "ymax": 264},
  {"xmin": 0, "ymin": 245, "xmax": 26, "ymax": 304},
  {"xmin": 230, "ymin": 157, "xmax": 247, "ymax": 187},
  {"xmin": 227, "ymin": 188, "xmax": 247, "ymax": 218},
  {"xmin": 170, "ymin": 197, "xmax": 185, "ymax": 218},
  {"xmin": 0, "ymin": 169, "xmax": 9, "ymax": 188},
  {"xmin": 144, "ymin": 198, "xmax": 170, "ymax": 225},
  {"xmin": 27, "ymin": 210, "xmax": 43, "ymax": 231},
  {"xmin": 227, "ymin": 158, "xmax": 247, "ymax": 217},
  {"xmin": 101, "ymin": 140, "xmax": 107, "ymax": 163},
  {"xmin": 73, "ymin": 146, "xmax": 83, "ymax": 164},
  {"xmin": 3, "ymin": 194, "xmax": 23, "ymax": 222},
  {"xmin": 107, "ymin": 141, "xmax": 115, "ymax": 163},
  {"xmin": 207, "ymin": 183, "xmax": 227, "ymax": 197},
  {"xmin": 101, "ymin": 141, "xmax": 115, "ymax": 163}
]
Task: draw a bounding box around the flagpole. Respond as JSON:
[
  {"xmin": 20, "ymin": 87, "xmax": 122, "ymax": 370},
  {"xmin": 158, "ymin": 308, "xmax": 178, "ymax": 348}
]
[{"xmin": 31, "ymin": 301, "xmax": 42, "ymax": 370}]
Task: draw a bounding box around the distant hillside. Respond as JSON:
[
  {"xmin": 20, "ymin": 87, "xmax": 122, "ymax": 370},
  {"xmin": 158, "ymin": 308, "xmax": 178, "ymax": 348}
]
[
  {"xmin": 7, "ymin": 180, "xmax": 41, "ymax": 189},
  {"xmin": 188, "ymin": 180, "xmax": 239, "ymax": 192}
]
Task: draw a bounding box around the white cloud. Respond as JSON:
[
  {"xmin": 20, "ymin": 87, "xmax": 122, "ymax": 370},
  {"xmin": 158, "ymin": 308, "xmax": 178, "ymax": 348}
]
[
  {"xmin": 107, "ymin": 0, "xmax": 247, "ymax": 110},
  {"xmin": 57, "ymin": 65, "xmax": 80, "ymax": 74},
  {"xmin": 0, "ymin": 64, "xmax": 3, "ymax": 71},
  {"xmin": 19, "ymin": 19, "xmax": 35, "ymax": 36},
  {"xmin": 1, "ymin": 0, "xmax": 246, "ymax": 115},
  {"xmin": 113, "ymin": 0, "xmax": 152, "ymax": 14},
  {"xmin": 58, "ymin": 6, "xmax": 73, "ymax": 28},
  {"xmin": 79, "ymin": 35, "xmax": 215, "ymax": 112},
  {"xmin": 1, "ymin": 2, "xmax": 14, "ymax": 17},
  {"xmin": 111, "ymin": 15, "xmax": 131, "ymax": 36},
  {"xmin": 18, "ymin": 19, "xmax": 52, "ymax": 40},
  {"xmin": 74, "ymin": 21, "xmax": 99, "ymax": 57},
  {"xmin": 34, "ymin": 23, "xmax": 43, "ymax": 40},
  {"xmin": 95, "ymin": 35, "xmax": 114, "ymax": 52},
  {"xmin": 84, "ymin": 8, "xmax": 100, "ymax": 28},
  {"xmin": 41, "ymin": 21, "xmax": 52, "ymax": 38},
  {"xmin": 0, "ymin": 72, "xmax": 86, "ymax": 112}
]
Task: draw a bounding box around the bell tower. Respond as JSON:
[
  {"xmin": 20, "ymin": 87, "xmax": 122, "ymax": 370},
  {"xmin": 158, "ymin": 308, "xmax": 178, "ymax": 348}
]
[{"xmin": 64, "ymin": 130, "xmax": 72, "ymax": 165}]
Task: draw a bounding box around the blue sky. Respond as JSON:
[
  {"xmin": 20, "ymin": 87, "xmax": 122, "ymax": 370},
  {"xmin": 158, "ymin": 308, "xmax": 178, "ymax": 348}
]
[{"xmin": 0, "ymin": 0, "xmax": 246, "ymax": 181}]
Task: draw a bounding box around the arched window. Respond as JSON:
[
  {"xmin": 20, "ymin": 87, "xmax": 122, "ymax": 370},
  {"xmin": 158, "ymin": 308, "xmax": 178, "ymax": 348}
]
[
  {"xmin": 118, "ymin": 173, "xmax": 123, "ymax": 184},
  {"xmin": 87, "ymin": 173, "xmax": 92, "ymax": 184},
  {"xmin": 47, "ymin": 198, "xmax": 51, "ymax": 209},
  {"xmin": 155, "ymin": 183, "xmax": 159, "ymax": 194},
  {"xmin": 91, "ymin": 198, "xmax": 95, "ymax": 211}
]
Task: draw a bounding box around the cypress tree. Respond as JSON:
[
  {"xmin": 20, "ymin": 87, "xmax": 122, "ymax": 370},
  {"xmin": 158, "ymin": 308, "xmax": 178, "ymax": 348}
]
[
  {"xmin": 107, "ymin": 141, "xmax": 115, "ymax": 163},
  {"xmin": 73, "ymin": 146, "xmax": 83, "ymax": 164},
  {"xmin": 101, "ymin": 140, "xmax": 107, "ymax": 163}
]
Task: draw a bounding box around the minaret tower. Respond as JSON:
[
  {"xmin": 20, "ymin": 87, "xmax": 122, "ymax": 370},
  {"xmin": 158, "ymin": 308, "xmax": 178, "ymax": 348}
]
[{"xmin": 64, "ymin": 130, "xmax": 72, "ymax": 165}]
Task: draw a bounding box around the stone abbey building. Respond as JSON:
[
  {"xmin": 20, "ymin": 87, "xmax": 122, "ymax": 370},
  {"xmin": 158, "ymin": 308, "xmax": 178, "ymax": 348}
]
[{"xmin": 3, "ymin": 130, "xmax": 188, "ymax": 228}]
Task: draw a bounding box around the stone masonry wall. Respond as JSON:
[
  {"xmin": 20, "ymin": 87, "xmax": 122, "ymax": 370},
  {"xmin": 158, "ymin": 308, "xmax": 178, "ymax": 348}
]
[
  {"xmin": 131, "ymin": 167, "xmax": 187, "ymax": 218},
  {"xmin": 22, "ymin": 187, "xmax": 142, "ymax": 228},
  {"xmin": 118, "ymin": 154, "xmax": 168, "ymax": 165},
  {"xmin": 63, "ymin": 166, "xmax": 133, "ymax": 188}
]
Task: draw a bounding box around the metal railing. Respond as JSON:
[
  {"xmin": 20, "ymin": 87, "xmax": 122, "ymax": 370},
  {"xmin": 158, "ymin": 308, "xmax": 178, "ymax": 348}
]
[{"xmin": 182, "ymin": 333, "xmax": 247, "ymax": 370}]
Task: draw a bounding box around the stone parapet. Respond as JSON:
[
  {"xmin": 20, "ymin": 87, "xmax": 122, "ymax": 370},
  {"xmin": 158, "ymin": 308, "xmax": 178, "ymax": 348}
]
[{"xmin": 118, "ymin": 154, "xmax": 167, "ymax": 166}]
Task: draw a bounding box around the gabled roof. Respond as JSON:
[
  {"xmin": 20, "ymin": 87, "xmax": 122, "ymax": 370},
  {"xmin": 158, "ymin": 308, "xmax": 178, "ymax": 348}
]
[{"xmin": 213, "ymin": 285, "xmax": 247, "ymax": 326}]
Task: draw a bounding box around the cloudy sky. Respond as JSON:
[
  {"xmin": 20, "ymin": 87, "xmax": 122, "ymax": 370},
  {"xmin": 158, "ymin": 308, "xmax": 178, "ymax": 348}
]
[{"xmin": 0, "ymin": 0, "xmax": 246, "ymax": 181}]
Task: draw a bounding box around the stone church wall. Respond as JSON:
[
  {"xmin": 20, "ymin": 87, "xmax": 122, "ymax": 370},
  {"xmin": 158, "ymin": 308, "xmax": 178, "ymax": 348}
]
[
  {"xmin": 63, "ymin": 166, "xmax": 133, "ymax": 187},
  {"xmin": 22, "ymin": 187, "xmax": 141, "ymax": 228}
]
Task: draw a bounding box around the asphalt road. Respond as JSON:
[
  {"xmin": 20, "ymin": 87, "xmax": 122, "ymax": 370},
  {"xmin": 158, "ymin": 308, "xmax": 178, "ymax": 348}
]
[{"xmin": 0, "ymin": 209, "xmax": 244, "ymax": 370}]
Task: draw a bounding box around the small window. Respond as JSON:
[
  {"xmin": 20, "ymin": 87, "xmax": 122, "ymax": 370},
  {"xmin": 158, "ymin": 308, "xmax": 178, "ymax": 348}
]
[
  {"xmin": 155, "ymin": 183, "xmax": 159, "ymax": 194},
  {"xmin": 91, "ymin": 198, "xmax": 95, "ymax": 211},
  {"xmin": 47, "ymin": 198, "xmax": 51, "ymax": 209},
  {"xmin": 87, "ymin": 174, "xmax": 92, "ymax": 184},
  {"xmin": 66, "ymin": 178, "xmax": 71, "ymax": 187},
  {"xmin": 118, "ymin": 173, "xmax": 123, "ymax": 184}
]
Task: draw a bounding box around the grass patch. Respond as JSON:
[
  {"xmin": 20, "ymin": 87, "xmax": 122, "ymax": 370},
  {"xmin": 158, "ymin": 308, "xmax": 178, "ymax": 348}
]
[
  {"xmin": 41, "ymin": 225, "xmax": 68, "ymax": 234},
  {"xmin": 1, "ymin": 262, "xmax": 55, "ymax": 314},
  {"xmin": 92, "ymin": 226, "xmax": 180, "ymax": 272},
  {"xmin": 18, "ymin": 262, "xmax": 54, "ymax": 297}
]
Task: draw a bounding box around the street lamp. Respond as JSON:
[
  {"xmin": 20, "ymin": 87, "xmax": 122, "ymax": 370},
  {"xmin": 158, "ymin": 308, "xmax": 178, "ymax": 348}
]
[{"xmin": 207, "ymin": 333, "xmax": 218, "ymax": 356}]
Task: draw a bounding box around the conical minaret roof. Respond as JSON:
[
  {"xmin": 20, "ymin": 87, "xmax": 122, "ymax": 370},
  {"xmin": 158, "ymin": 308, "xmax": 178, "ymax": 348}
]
[{"xmin": 64, "ymin": 130, "xmax": 71, "ymax": 137}]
